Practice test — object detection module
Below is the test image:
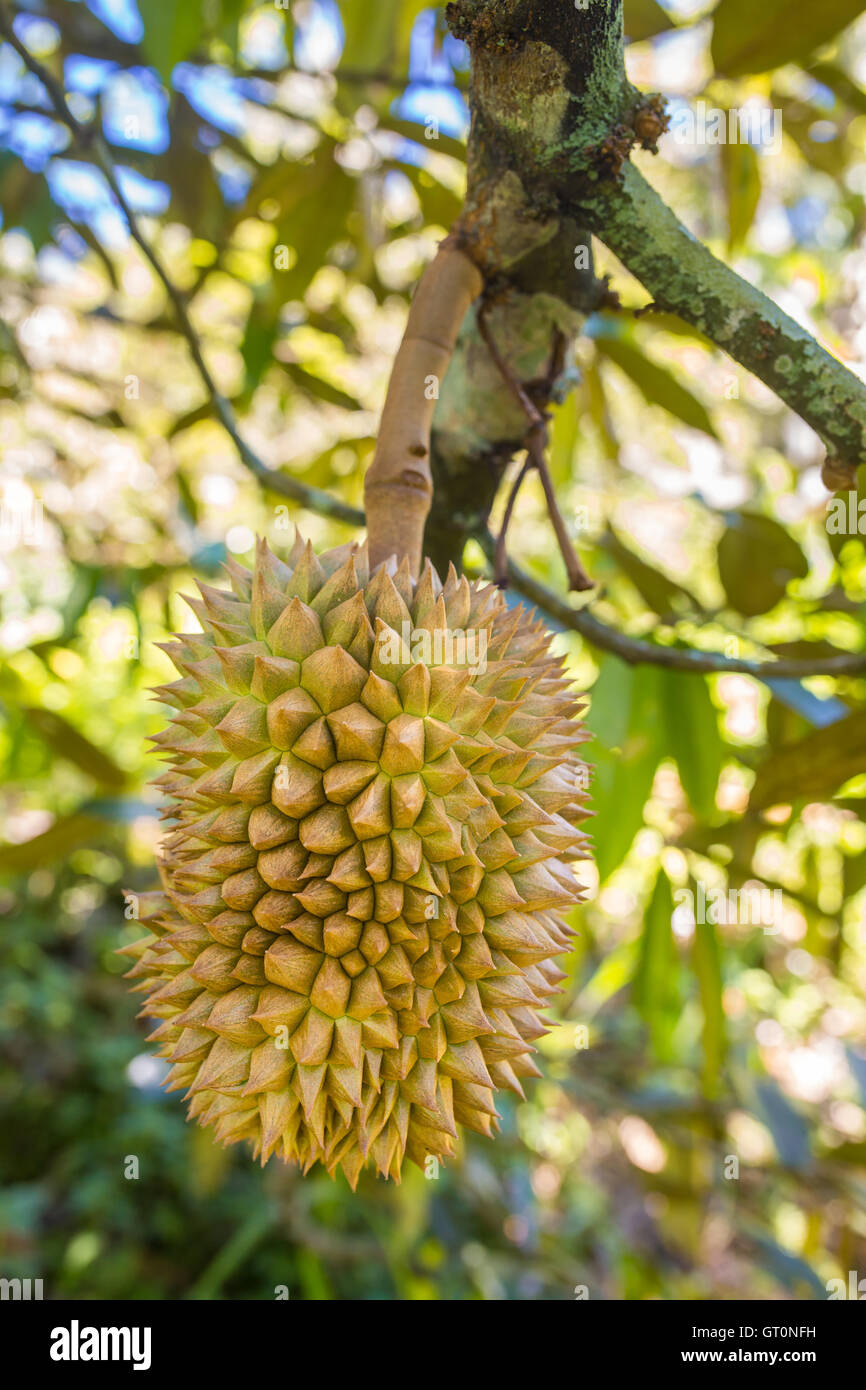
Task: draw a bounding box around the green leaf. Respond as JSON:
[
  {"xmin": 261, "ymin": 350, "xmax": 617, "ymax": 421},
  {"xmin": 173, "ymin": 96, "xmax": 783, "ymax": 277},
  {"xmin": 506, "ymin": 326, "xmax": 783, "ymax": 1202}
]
[
  {"xmin": 741, "ymin": 1228, "xmax": 826, "ymax": 1297},
  {"xmin": 633, "ymin": 311, "xmax": 716, "ymax": 350},
  {"xmin": 385, "ymin": 116, "xmax": 467, "ymax": 164},
  {"xmin": 402, "ymin": 164, "xmax": 463, "ymax": 230},
  {"xmin": 749, "ymin": 709, "xmax": 866, "ymax": 809},
  {"xmin": 17, "ymin": 183, "xmax": 58, "ymax": 251},
  {"xmin": 624, "ymin": 0, "xmax": 674, "ymax": 41},
  {"xmin": 338, "ymin": 0, "xmax": 427, "ymax": 74},
  {"xmin": 138, "ymin": 0, "xmax": 206, "ymax": 84},
  {"xmin": 808, "ymin": 61, "xmax": 866, "ymax": 116},
  {"xmin": 844, "ymin": 851, "xmax": 866, "ymax": 901},
  {"xmin": 776, "ymin": 98, "xmax": 847, "ymax": 178},
  {"xmin": 240, "ymin": 299, "xmax": 278, "ymax": 393},
  {"xmin": 581, "ymin": 361, "xmax": 619, "ymax": 460},
  {"xmin": 605, "ymin": 526, "xmax": 699, "ymax": 619},
  {"xmin": 216, "ymin": 0, "xmax": 248, "ymax": 58},
  {"xmin": 0, "ymin": 155, "xmax": 60, "ymax": 248},
  {"xmin": 579, "ymin": 940, "xmax": 640, "ymax": 1015},
  {"xmin": 0, "ymin": 811, "xmax": 108, "ymax": 873},
  {"xmin": 22, "ymin": 708, "xmax": 128, "ymax": 789},
  {"xmin": 548, "ymin": 395, "xmax": 581, "ymax": 488},
  {"xmin": 176, "ymin": 468, "xmax": 200, "ymax": 525},
  {"xmin": 633, "ymin": 868, "xmax": 681, "ymax": 1061},
  {"xmin": 753, "ymin": 1079, "xmax": 812, "ymax": 1168},
  {"xmin": 691, "ymin": 908, "xmax": 726, "ymax": 1096},
  {"xmin": 711, "ymin": 0, "xmax": 865, "ymax": 78},
  {"xmin": 720, "ymin": 139, "xmax": 761, "ymax": 251},
  {"xmin": 280, "ymin": 362, "xmax": 362, "ymax": 411},
  {"xmin": 596, "ymin": 334, "xmax": 718, "ymax": 438},
  {"xmin": 587, "ymin": 658, "xmax": 663, "ymax": 880},
  {"xmin": 163, "ymin": 100, "xmax": 224, "ymax": 233},
  {"xmin": 276, "ymin": 159, "xmax": 357, "ymax": 302},
  {"xmin": 717, "ymin": 511, "xmax": 808, "ymax": 616},
  {"xmin": 660, "ymin": 669, "xmax": 723, "ymax": 820}
]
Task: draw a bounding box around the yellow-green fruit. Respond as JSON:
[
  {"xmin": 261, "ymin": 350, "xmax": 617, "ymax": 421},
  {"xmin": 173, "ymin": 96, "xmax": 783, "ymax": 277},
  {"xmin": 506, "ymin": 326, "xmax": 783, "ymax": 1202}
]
[{"xmin": 123, "ymin": 537, "xmax": 590, "ymax": 1185}]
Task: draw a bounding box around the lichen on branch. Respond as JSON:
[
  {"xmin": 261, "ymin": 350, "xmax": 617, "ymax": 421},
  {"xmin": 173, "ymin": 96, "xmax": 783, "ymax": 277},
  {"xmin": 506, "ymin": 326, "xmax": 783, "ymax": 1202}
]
[
  {"xmin": 435, "ymin": 0, "xmax": 866, "ymax": 508},
  {"xmin": 570, "ymin": 163, "xmax": 866, "ymax": 478}
]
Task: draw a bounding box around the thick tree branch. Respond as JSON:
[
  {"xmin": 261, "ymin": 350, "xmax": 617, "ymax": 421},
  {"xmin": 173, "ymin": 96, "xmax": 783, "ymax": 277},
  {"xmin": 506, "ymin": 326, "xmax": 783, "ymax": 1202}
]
[
  {"xmin": 425, "ymin": 1, "xmax": 635, "ymax": 572},
  {"xmin": 9, "ymin": 2, "xmax": 866, "ymax": 686},
  {"xmin": 425, "ymin": 225, "xmax": 603, "ymax": 573},
  {"xmin": 570, "ymin": 163, "xmax": 866, "ymax": 476},
  {"xmin": 444, "ymin": 0, "xmax": 866, "ymax": 491}
]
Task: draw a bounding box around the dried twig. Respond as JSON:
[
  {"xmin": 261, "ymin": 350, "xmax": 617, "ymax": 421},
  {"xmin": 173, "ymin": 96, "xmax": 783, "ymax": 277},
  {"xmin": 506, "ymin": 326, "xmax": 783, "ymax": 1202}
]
[
  {"xmin": 494, "ymin": 456, "xmax": 532, "ymax": 588},
  {"xmin": 477, "ymin": 305, "xmax": 594, "ymax": 592}
]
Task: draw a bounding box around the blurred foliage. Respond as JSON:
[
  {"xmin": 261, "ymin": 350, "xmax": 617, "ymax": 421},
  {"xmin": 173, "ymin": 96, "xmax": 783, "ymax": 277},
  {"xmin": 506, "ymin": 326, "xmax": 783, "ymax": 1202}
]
[{"xmin": 2, "ymin": 0, "xmax": 866, "ymax": 1301}]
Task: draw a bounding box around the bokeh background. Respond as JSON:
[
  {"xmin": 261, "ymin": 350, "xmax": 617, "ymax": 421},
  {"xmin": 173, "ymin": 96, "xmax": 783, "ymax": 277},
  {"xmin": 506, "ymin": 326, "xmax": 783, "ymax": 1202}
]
[{"xmin": 3, "ymin": 0, "xmax": 866, "ymax": 1300}]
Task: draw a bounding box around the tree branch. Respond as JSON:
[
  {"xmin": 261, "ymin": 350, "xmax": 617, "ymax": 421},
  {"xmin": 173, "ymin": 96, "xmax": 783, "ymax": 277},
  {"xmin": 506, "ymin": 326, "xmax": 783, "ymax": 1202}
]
[
  {"xmin": 445, "ymin": 0, "xmax": 866, "ymax": 485},
  {"xmin": 474, "ymin": 532, "xmax": 866, "ymax": 677},
  {"xmin": 477, "ymin": 305, "xmax": 593, "ymax": 590},
  {"xmin": 570, "ymin": 163, "xmax": 866, "ymax": 478},
  {"xmin": 425, "ymin": 224, "xmax": 602, "ymax": 573},
  {"xmin": 9, "ymin": 2, "xmax": 866, "ymax": 685}
]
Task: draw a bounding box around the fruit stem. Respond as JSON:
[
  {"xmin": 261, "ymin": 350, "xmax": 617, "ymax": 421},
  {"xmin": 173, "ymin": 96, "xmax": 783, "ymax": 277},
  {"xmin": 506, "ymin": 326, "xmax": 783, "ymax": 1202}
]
[{"xmin": 365, "ymin": 234, "xmax": 483, "ymax": 576}]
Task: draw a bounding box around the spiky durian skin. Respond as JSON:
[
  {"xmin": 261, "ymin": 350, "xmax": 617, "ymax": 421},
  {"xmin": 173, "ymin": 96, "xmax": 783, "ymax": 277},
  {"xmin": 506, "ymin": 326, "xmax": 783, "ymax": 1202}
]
[{"xmin": 124, "ymin": 537, "xmax": 590, "ymax": 1186}]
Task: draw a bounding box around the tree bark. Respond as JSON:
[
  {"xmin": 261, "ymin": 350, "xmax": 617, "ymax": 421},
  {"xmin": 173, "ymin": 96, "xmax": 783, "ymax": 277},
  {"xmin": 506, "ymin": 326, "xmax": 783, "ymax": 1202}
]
[
  {"xmin": 426, "ymin": 0, "xmax": 631, "ymax": 572},
  {"xmin": 424, "ymin": 0, "xmax": 866, "ymax": 574}
]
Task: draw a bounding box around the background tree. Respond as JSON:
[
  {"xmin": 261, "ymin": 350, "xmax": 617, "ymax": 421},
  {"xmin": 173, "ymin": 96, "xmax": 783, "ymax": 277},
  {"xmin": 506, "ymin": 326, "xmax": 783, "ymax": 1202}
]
[{"xmin": 2, "ymin": 0, "xmax": 866, "ymax": 1300}]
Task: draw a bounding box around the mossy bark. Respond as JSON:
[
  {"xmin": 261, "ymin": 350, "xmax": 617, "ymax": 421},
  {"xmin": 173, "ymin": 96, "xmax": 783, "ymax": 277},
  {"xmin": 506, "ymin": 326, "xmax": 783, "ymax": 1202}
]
[
  {"xmin": 423, "ymin": 0, "xmax": 866, "ymax": 571},
  {"xmin": 571, "ymin": 163, "xmax": 866, "ymax": 468},
  {"xmin": 427, "ymin": 1, "xmax": 629, "ymax": 570}
]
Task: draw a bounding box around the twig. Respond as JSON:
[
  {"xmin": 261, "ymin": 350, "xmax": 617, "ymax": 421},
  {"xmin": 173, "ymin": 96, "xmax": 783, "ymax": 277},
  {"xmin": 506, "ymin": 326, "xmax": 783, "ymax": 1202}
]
[
  {"xmin": 477, "ymin": 304, "xmax": 594, "ymax": 592},
  {"xmin": 494, "ymin": 456, "xmax": 531, "ymax": 586},
  {"xmin": 0, "ymin": 6, "xmax": 360, "ymax": 527},
  {"xmin": 483, "ymin": 536, "xmax": 866, "ymax": 677}
]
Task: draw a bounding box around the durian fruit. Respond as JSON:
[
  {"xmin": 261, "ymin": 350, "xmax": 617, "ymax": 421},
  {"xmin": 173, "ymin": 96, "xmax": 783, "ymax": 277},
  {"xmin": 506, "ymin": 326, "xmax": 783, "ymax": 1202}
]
[{"xmin": 123, "ymin": 536, "xmax": 590, "ymax": 1186}]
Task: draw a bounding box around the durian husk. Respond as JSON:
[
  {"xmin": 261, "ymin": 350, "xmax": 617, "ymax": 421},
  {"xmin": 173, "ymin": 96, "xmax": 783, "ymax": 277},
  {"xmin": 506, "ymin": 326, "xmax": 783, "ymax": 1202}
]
[{"xmin": 124, "ymin": 536, "xmax": 590, "ymax": 1186}]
